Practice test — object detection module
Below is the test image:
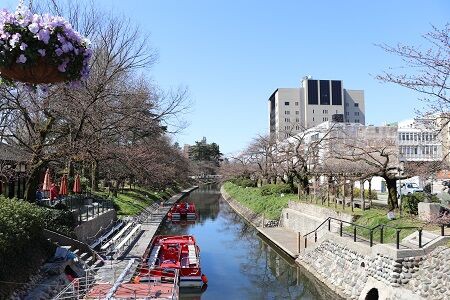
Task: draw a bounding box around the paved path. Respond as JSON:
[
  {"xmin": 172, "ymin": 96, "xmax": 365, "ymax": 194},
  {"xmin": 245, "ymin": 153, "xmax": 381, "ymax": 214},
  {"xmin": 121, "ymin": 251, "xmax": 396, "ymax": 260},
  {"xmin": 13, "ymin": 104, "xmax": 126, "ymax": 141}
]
[{"xmin": 257, "ymin": 227, "xmax": 300, "ymax": 258}]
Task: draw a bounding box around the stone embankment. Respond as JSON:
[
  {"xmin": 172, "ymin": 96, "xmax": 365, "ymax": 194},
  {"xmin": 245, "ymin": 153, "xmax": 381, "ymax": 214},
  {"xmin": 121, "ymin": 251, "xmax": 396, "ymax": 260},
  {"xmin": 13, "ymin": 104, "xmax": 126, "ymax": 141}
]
[{"xmin": 299, "ymin": 238, "xmax": 450, "ymax": 300}]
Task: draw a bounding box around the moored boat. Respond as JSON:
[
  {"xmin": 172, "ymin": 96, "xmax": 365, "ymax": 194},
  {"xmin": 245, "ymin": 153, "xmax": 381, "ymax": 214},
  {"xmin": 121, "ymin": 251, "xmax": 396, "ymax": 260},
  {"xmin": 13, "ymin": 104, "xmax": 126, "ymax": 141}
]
[
  {"xmin": 137, "ymin": 235, "xmax": 208, "ymax": 288},
  {"xmin": 168, "ymin": 202, "xmax": 197, "ymax": 221}
]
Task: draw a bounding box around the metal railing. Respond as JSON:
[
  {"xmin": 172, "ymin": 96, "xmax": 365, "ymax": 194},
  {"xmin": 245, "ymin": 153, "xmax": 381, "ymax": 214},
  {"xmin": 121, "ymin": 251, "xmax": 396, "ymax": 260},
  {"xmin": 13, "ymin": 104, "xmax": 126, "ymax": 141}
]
[
  {"xmin": 53, "ymin": 268, "xmax": 96, "ymax": 299},
  {"xmin": 302, "ymin": 216, "xmax": 436, "ymax": 250}
]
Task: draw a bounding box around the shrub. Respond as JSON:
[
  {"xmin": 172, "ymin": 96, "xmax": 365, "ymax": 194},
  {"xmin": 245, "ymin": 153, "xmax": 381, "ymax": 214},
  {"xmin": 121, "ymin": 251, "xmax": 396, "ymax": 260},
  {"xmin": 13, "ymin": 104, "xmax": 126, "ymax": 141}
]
[
  {"xmin": 402, "ymin": 192, "xmax": 440, "ymax": 215},
  {"xmin": 260, "ymin": 184, "xmax": 292, "ymax": 196},
  {"xmin": 230, "ymin": 177, "xmax": 256, "ymax": 188},
  {"xmin": 351, "ymin": 188, "xmax": 378, "ymax": 200}
]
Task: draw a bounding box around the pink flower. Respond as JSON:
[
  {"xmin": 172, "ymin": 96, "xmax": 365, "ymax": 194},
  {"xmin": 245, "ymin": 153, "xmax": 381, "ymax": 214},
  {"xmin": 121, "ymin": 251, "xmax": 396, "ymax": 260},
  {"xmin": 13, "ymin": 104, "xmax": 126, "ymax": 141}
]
[
  {"xmin": 16, "ymin": 54, "xmax": 27, "ymax": 63},
  {"xmin": 28, "ymin": 22, "xmax": 39, "ymax": 34},
  {"xmin": 9, "ymin": 33, "xmax": 21, "ymax": 48}
]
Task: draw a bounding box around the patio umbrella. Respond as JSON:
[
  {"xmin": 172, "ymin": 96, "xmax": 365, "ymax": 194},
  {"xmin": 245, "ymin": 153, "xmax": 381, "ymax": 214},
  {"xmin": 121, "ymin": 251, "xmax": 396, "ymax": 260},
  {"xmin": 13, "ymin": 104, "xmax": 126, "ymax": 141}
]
[
  {"xmin": 73, "ymin": 174, "xmax": 82, "ymax": 194},
  {"xmin": 42, "ymin": 168, "xmax": 52, "ymax": 191},
  {"xmin": 59, "ymin": 175, "xmax": 68, "ymax": 196}
]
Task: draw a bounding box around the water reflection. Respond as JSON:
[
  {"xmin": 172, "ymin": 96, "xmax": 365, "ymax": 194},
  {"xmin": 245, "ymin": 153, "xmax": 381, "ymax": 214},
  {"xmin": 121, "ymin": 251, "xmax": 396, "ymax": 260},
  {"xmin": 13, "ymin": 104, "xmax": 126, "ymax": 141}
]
[{"xmin": 158, "ymin": 184, "xmax": 339, "ymax": 300}]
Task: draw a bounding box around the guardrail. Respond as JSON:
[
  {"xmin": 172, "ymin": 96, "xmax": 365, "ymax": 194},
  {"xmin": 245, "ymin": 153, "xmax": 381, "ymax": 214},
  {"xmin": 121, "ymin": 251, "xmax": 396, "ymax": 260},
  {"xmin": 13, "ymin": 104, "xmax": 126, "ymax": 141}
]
[
  {"xmin": 302, "ymin": 217, "xmax": 434, "ymax": 250},
  {"xmin": 38, "ymin": 194, "xmax": 114, "ymax": 225}
]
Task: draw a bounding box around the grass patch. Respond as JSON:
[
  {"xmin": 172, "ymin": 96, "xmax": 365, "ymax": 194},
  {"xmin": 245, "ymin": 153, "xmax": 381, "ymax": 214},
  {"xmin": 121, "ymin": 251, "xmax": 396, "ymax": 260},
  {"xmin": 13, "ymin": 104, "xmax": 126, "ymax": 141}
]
[
  {"xmin": 223, "ymin": 182, "xmax": 436, "ymax": 244},
  {"xmin": 94, "ymin": 186, "xmax": 178, "ymax": 216},
  {"xmin": 223, "ymin": 182, "xmax": 295, "ymax": 219},
  {"xmin": 344, "ymin": 209, "xmax": 429, "ymax": 243}
]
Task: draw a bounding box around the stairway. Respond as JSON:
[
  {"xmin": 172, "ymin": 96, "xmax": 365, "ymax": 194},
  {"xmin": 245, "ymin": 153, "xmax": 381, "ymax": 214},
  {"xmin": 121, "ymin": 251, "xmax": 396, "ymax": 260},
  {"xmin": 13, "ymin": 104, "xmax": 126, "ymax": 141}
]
[{"xmin": 402, "ymin": 230, "xmax": 441, "ymax": 249}]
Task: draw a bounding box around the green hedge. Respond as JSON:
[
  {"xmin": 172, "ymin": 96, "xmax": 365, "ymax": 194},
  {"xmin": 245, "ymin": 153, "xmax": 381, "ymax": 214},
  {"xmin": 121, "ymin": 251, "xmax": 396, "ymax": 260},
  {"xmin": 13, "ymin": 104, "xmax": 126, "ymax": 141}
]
[
  {"xmin": 0, "ymin": 197, "xmax": 74, "ymax": 297},
  {"xmin": 351, "ymin": 188, "xmax": 378, "ymax": 200},
  {"xmin": 260, "ymin": 184, "xmax": 292, "ymax": 196},
  {"xmin": 402, "ymin": 193, "xmax": 440, "ymax": 215}
]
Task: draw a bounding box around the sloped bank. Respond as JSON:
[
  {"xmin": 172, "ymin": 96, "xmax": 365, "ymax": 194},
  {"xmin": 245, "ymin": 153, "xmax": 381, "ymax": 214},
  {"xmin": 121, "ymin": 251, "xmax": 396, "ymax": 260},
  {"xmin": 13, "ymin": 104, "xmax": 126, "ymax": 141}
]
[{"xmin": 220, "ymin": 185, "xmax": 263, "ymax": 227}]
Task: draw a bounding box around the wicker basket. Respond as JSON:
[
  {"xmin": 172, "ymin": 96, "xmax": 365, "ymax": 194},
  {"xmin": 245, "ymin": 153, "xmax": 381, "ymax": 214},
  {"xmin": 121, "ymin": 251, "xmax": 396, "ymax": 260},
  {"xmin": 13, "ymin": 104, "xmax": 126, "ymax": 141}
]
[{"xmin": 0, "ymin": 59, "xmax": 67, "ymax": 84}]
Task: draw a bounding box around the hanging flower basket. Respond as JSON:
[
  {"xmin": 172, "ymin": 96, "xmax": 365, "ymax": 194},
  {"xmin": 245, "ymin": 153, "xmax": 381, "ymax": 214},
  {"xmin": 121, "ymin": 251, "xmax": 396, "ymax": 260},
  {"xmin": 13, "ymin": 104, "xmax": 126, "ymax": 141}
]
[{"xmin": 0, "ymin": 5, "xmax": 92, "ymax": 85}]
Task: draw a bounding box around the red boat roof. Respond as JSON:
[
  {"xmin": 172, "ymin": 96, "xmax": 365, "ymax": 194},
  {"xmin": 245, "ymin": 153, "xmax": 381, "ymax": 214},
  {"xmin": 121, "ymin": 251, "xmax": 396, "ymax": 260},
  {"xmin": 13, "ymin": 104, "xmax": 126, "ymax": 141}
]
[{"xmin": 155, "ymin": 235, "xmax": 197, "ymax": 245}]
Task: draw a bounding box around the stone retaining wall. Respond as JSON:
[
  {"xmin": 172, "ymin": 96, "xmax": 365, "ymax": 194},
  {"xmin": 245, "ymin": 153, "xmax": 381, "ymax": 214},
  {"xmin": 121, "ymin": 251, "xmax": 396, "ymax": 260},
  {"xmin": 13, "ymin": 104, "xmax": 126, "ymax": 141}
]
[{"xmin": 298, "ymin": 237, "xmax": 450, "ymax": 300}]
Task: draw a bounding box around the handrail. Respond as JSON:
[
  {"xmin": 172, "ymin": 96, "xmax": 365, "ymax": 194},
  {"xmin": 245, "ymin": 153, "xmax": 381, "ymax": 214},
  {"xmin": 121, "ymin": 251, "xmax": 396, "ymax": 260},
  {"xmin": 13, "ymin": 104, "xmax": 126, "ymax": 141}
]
[{"xmin": 302, "ymin": 216, "xmax": 432, "ymax": 250}]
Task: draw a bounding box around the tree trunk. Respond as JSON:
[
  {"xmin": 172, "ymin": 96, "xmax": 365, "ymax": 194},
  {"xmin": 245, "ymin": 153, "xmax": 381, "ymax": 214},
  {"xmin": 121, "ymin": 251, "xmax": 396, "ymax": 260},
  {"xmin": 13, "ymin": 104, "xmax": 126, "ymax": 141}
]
[
  {"xmin": 91, "ymin": 160, "xmax": 98, "ymax": 192},
  {"xmin": 327, "ymin": 176, "xmax": 331, "ymax": 207},
  {"xmin": 361, "ymin": 180, "xmax": 366, "ymax": 211},
  {"xmin": 368, "ymin": 178, "xmax": 372, "ymax": 207},
  {"xmin": 25, "ymin": 160, "xmax": 45, "ymax": 202},
  {"xmin": 342, "ymin": 178, "xmax": 346, "ymax": 210},
  {"xmin": 385, "ymin": 177, "xmax": 398, "ymax": 210},
  {"xmin": 350, "ymin": 180, "xmax": 354, "ymax": 212},
  {"xmin": 67, "ymin": 159, "xmax": 75, "ymax": 178}
]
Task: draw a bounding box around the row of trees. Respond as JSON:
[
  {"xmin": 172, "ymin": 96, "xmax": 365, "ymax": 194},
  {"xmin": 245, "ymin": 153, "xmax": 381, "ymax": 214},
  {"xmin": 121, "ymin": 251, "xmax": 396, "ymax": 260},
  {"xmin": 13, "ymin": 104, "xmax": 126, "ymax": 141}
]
[
  {"xmin": 221, "ymin": 23, "xmax": 449, "ymax": 211},
  {"xmin": 0, "ymin": 1, "xmax": 191, "ymax": 200}
]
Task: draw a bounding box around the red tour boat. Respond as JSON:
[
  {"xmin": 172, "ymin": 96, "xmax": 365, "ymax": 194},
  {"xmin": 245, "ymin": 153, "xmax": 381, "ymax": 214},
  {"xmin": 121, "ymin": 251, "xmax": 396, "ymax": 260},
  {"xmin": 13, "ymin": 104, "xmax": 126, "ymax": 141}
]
[
  {"xmin": 136, "ymin": 235, "xmax": 208, "ymax": 288},
  {"xmin": 168, "ymin": 202, "xmax": 198, "ymax": 221}
]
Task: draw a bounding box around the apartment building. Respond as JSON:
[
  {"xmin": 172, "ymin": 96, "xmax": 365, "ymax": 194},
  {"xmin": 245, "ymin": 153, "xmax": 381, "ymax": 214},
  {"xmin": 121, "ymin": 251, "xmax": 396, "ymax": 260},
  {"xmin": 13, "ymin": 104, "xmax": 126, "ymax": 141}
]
[
  {"xmin": 268, "ymin": 76, "xmax": 365, "ymax": 140},
  {"xmin": 397, "ymin": 119, "xmax": 443, "ymax": 162}
]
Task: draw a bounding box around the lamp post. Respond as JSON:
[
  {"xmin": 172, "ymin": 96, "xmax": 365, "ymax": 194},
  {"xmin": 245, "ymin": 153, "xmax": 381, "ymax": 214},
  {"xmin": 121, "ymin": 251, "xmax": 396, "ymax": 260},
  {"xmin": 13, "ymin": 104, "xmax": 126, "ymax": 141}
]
[{"xmin": 398, "ymin": 155, "xmax": 405, "ymax": 217}]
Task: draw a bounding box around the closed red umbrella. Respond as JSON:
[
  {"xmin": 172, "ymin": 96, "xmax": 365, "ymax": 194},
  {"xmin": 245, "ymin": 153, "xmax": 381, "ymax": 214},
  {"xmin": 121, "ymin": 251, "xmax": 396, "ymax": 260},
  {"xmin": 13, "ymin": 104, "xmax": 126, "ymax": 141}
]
[
  {"xmin": 73, "ymin": 174, "xmax": 81, "ymax": 194},
  {"xmin": 59, "ymin": 175, "xmax": 68, "ymax": 196},
  {"xmin": 42, "ymin": 168, "xmax": 52, "ymax": 191}
]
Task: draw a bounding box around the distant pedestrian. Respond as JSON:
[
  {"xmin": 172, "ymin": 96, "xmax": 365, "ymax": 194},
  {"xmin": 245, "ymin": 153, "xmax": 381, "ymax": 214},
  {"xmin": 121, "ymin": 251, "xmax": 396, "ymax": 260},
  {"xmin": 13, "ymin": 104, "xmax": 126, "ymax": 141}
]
[
  {"xmin": 35, "ymin": 187, "xmax": 43, "ymax": 202},
  {"xmin": 50, "ymin": 183, "xmax": 59, "ymax": 203}
]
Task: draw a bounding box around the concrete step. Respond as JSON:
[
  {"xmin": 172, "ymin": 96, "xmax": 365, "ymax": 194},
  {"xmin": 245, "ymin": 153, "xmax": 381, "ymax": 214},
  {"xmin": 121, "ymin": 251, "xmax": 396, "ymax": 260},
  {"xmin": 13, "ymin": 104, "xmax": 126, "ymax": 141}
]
[
  {"xmin": 79, "ymin": 252, "xmax": 88, "ymax": 260},
  {"xmin": 402, "ymin": 230, "xmax": 440, "ymax": 248},
  {"xmin": 84, "ymin": 256, "xmax": 94, "ymax": 265}
]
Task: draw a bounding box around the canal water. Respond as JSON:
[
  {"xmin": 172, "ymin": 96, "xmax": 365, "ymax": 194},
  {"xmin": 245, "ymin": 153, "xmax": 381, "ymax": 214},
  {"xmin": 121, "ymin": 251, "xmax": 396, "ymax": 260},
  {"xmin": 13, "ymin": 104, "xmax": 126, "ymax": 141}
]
[{"xmin": 157, "ymin": 184, "xmax": 339, "ymax": 300}]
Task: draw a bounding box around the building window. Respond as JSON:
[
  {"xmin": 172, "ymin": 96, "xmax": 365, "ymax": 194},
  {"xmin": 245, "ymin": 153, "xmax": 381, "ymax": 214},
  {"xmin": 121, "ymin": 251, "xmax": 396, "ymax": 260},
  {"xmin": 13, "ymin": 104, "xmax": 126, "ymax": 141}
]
[
  {"xmin": 345, "ymin": 102, "xmax": 349, "ymax": 107},
  {"xmin": 331, "ymin": 80, "xmax": 342, "ymax": 105},
  {"xmin": 313, "ymin": 109, "xmax": 314, "ymax": 113},
  {"xmin": 323, "ymin": 109, "xmax": 328, "ymax": 114},
  {"xmin": 354, "ymin": 103, "xmax": 359, "ymax": 107},
  {"xmin": 285, "ymin": 111, "xmax": 290, "ymax": 115},
  {"xmin": 354, "ymin": 112, "xmax": 359, "ymax": 116},
  {"xmin": 313, "ymin": 117, "xmax": 315, "ymax": 121},
  {"xmin": 295, "ymin": 111, "xmax": 299, "ymax": 115},
  {"xmin": 295, "ymin": 118, "xmax": 299, "ymax": 122},
  {"xmin": 355, "ymin": 119, "xmax": 359, "ymax": 123},
  {"xmin": 307, "ymin": 80, "xmax": 319, "ymax": 105},
  {"xmin": 295, "ymin": 125, "xmax": 300, "ymax": 130},
  {"xmin": 295, "ymin": 102, "xmax": 299, "ymax": 106},
  {"xmin": 285, "ymin": 101, "xmax": 289, "ymax": 105},
  {"xmin": 319, "ymin": 80, "xmax": 330, "ymax": 105},
  {"xmin": 346, "ymin": 112, "xmax": 349, "ymax": 116}
]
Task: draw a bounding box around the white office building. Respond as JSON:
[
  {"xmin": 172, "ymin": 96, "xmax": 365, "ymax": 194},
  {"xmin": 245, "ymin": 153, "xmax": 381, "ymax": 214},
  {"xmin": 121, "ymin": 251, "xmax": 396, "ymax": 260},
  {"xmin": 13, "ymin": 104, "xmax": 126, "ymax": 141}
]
[
  {"xmin": 268, "ymin": 76, "xmax": 365, "ymax": 141},
  {"xmin": 397, "ymin": 119, "xmax": 443, "ymax": 162}
]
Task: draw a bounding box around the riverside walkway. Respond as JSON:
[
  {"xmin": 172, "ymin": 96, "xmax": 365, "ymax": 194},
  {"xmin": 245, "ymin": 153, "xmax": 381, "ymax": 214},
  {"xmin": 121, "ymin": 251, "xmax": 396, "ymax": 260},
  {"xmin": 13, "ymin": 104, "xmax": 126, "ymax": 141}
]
[
  {"xmin": 257, "ymin": 227, "xmax": 300, "ymax": 258},
  {"xmin": 94, "ymin": 186, "xmax": 198, "ymax": 285}
]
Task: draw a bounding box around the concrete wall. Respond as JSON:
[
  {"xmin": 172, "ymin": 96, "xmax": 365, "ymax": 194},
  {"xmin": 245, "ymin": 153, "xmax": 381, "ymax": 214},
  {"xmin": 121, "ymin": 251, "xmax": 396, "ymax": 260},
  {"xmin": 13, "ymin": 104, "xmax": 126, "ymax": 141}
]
[
  {"xmin": 280, "ymin": 201, "xmax": 354, "ymax": 238},
  {"xmin": 74, "ymin": 209, "xmax": 117, "ymax": 244}
]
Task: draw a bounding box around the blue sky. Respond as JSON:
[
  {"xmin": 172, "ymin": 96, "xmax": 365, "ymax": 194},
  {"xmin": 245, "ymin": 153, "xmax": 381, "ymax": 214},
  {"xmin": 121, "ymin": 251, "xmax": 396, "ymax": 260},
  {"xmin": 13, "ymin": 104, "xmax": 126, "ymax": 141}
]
[{"xmin": 3, "ymin": 0, "xmax": 449, "ymax": 155}]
